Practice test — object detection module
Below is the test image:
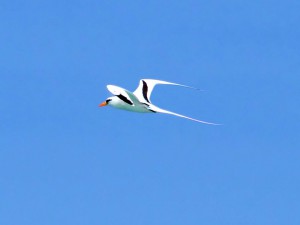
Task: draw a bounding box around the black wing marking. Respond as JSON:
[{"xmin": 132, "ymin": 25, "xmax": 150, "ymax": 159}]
[
  {"xmin": 142, "ymin": 80, "xmax": 150, "ymax": 103},
  {"xmin": 141, "ymin": 102, "xmax": 156, "ymax": 113},
  {"xmin": 117, "ymin": 94, "xmax": 133, "ymax": 105}
]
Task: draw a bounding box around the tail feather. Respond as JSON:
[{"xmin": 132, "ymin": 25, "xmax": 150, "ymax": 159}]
[{"xmin": 149, "ymin": 105, "xmax": 220, "ymax": 125}]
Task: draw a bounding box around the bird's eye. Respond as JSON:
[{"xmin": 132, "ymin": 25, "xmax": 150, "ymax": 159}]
[{"xmin": 106, "ymin": 99, "xmax": 112, "ymax": 103}]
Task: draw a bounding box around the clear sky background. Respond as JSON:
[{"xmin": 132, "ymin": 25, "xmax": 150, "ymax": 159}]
[{"xmin": 1, "ymin": 1, "xmax": 299, "ymax": 225}]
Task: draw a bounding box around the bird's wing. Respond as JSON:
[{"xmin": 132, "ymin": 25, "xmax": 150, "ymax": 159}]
[
  {"xmin": 107, "ymin": 85, "xmax": 140, "ymax": 105},
  {"xmin": 149, "ymin": 105, "xmax": 220, "ymax": 125},
  {"xmin": 133, "ymin": 79, "xmax": 198, "ymax": 103}
]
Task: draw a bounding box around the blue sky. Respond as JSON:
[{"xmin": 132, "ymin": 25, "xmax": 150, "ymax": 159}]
[{"xmin": 1, "ymin": 1, "xmax": 299, "ymax": 224}]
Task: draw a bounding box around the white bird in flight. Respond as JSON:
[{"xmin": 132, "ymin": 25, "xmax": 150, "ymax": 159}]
[{"xmin": 99, "ymin": 79, "xmax": 219, "ymax": 125}]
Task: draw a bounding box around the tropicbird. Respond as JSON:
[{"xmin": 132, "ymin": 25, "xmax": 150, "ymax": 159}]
[{"xmin": 99, "ymin": 79, "xmax": 219, "ymax": 125}]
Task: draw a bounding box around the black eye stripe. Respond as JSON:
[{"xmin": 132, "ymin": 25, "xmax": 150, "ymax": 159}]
[{"xmin": 106, "ymin": 99, "xmax": 112, "ymax": 103}]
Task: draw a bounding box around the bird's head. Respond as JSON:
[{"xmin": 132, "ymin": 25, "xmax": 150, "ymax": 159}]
[{"xmin": 99, "ymin": 97, "xmax": 113, "ymax": 107}]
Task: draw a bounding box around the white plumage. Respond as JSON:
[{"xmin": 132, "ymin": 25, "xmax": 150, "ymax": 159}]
[{"xmin": 99, "ymin": 79, "xmax": 219, "ymax": 125}]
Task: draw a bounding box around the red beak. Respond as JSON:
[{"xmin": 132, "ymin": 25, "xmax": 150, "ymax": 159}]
[{"xmin": 99, "ymin": 101, "xmax": 107, "ymax": 107}]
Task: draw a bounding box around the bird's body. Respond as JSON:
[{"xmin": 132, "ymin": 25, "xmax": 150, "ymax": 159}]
[
  {"xmin": 106, "ymin": 95, "xmax": 151, "ymax": 113},
  {"xmin": 99, "ymin": 79, "xmax": 219, "ymax": 125}
]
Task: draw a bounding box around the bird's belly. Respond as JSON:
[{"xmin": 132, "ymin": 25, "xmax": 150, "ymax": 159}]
[{"xmin": 112, "ymin": 103, "xmax": 151, "ymax": 113}]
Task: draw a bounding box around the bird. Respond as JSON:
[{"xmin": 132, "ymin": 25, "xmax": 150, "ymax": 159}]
[{"xmin": 99, "ymin": 79, "xmax": 219, "ymax": 125}]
